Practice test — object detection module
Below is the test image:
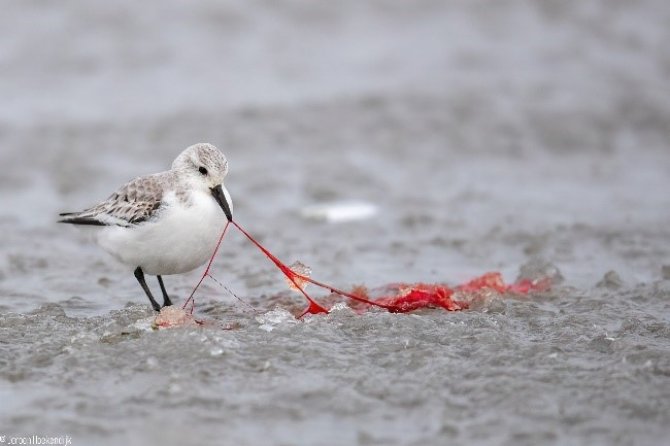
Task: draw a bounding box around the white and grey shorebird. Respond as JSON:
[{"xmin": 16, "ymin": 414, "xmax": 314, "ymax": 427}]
[{"xmin": 59, "ymin": 143, "xmax": 234, "ymax": 311}]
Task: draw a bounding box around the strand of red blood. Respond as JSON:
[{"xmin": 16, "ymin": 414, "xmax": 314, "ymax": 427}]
[
  {"xmin": 299, "ymin": 276, "xmax": 391, "ymax": 310},
  {"xmin": 231, "ymin": 220, "xmax": 390, "ymax": 315},
  {"xmin": 182, "ymin": 220, "xmax": 231, "ymax": 314},
  {"xmin": 231, "ymin": 221, "xmax": 329, "ymax": 316}
]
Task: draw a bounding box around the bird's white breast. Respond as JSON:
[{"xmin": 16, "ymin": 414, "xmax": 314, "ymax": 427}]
[{"xmin": 97, "ymin": 190, "xmax": 226, "ymax": 275}]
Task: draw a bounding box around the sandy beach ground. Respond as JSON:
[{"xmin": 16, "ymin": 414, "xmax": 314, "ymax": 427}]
[{"xmin": 1, "ymin": 1, "xmax": 669, "ymax": 445}]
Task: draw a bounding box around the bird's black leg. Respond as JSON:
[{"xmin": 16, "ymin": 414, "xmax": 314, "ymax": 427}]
[
  {"xmin": 134, "ymin": 267, "xmax": 161, "ymax": 312},
  {"xmin": 156, "ymin": 275, "xmax": 172, "ymax": 308}
]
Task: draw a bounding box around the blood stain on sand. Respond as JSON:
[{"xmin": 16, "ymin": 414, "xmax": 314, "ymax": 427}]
[
  {"xmin": 153, "ymin": 306, "xmax": 202, "ymax": 329},
  {"xmin": 228, "ymin": 221, "xmax": 552, "ymax": 317},
  {"xmin": 181, "ymin": 221, "xmax": 553, "ymax": 320}
]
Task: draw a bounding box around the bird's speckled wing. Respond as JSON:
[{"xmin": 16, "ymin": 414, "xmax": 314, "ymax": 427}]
[{"xmin": 59, "ymin": 174, "xmax": 168, "ymax": 227}]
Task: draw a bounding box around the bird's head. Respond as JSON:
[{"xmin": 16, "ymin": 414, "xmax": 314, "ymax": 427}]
[{"xmin": 172, "ymin": 143, "xmax": 233, "ymax": 221}]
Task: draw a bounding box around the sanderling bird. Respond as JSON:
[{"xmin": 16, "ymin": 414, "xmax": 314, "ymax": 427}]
[{"xmin": 59, "ymin": 143, "xmax": 233, "ymax": 311}]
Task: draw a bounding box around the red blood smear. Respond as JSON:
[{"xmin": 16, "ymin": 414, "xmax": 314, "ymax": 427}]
[
  {"xmin": 230, "ymin": 221, "xmax": 550, "ymax": 316},
  {"xmin": 457, "ymin": 272, "xmax": 508, "ymax": 293},
  {"xmin": 507, "ymin": 277, "xmax": 551, "ymax": 294},
  {"xmin": 456, "ymin": 272, "xmax": 551, "ymax": 295},
  {"xmin": 374, "ymin": 285, "xmax": 467, "ymax": 313},
  {"xmin": 367, "ymin": 273, "xmax": 549, "ymax": 313}
]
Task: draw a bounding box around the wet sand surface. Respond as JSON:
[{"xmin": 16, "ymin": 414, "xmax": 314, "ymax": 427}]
[{"xmin": 1, "ymin": 1, "xmax": 670, "ymax": 445}]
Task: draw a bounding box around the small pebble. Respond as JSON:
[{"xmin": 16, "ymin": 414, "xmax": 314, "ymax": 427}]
[{"xmin": 596, "ymin": 271, "xmax": 623, "ymax": 289}]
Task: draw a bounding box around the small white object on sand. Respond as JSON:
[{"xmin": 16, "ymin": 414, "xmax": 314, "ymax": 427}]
[
  {"xmin": 286, "ymin": 261, "xmax": 312, "ymax": 292},
  {"xmin": 300, "ymin": 201, "xmax": 377, "ymax": 223},
  {"xmin": 152, "ymin": 306, "xmax": 200, "ymax": 329}
]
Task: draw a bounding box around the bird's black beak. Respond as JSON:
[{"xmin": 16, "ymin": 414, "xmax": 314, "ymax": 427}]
[{"xmin": 211, "ymin": 184, "xmax": 233, "ymax": 222}]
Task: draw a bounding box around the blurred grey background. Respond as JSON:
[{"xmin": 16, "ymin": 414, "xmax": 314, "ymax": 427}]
[{"xmin": 1, "ymin": 0, "xmax": 668, "ymax": 302}]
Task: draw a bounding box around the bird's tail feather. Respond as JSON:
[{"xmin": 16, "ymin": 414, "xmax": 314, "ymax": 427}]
[{"xmin": 58, "ymin": 212, "xmax": 106, "ymax": 226}]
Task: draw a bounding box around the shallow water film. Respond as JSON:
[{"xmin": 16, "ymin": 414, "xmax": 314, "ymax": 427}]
[{"xmin": 1, "ymin": 1, "xmax": 670, "ymax": 445}]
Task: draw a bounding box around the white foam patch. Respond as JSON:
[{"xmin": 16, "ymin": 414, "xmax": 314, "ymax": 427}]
[
  {"xmin": 255, "ymin": 308, "xmax": 298, "ymax": 332},
  {"xmin": 132, "ymin": 317, "xmax": 156, "ymax": 332},
  {"xmin": 329, "ymin": 302, "xmax": 352, "ymax": 312}
]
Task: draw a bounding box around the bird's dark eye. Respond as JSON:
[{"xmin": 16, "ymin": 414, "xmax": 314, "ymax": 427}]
[{"xmin": 199, "ymin": 167, "xmax": 208, "ymax": 175}]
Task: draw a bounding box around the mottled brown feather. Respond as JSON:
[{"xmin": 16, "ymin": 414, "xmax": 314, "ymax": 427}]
[{"xmin": 69, "ymin": 174, "xmax": 168, "ymax": 226}]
